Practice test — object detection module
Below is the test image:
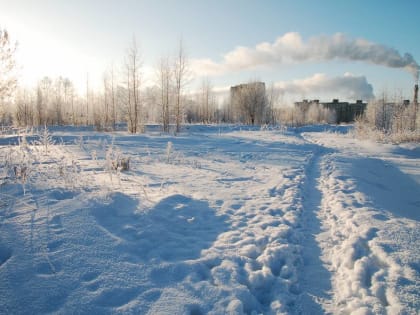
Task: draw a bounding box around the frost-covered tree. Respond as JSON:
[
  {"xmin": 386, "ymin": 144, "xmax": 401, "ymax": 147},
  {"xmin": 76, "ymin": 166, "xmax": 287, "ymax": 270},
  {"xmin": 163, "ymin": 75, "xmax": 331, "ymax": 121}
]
[
  {"xmin": 85, "ymin": 73, "xmax": 90, "ymax": 125},
  {"xmin": 356, "ymin": 90, "xmax": 419, "ymax": 142},
  {"xmin": 39, "ymin": 77, "xmax": 52, "ymax": 125},
  {"xmin": 53, "ymin": 77, "xmax": 64, "ymax": 125},
  {"xmin": 266, "ymin": 83, "xmax": 280, "ymax": 125},
  {"xmin": 306, "ymin": 104, "xmax": 336, "ymax": 124},
  {"xmin": 124, "ymin": 37, "xmax": 143, "ymax": 133},
  {"xmin": 109, "ymin": 65, "xmax": 117, "ymax": 129},
  {"xmin": 15, "ymin": 88, "xmax": 34, "ymax": 126},
  {"xmin": 231, "ymin": 80, "xmax": 267, "ymax": 125},
  {"xmin": 157, "ymin": 56, "xmax": 172, "ymax": 132},
  {"xmin": 0, "ymin": 29, "xmax": 17, "ymax": 124},
  {"xmin": 173, "ymin": 39, "xmax": 189, "ymax": 133},
  {"xmin": 35, "ymin": 85, "xmax": 44, "ymax": 126},
  {"xmin": 198, "ymin": 78, "xmax": 215, "ymax": 124},
  {"xmin": 62, "ymin": 78, "xmax": 74, "ymax": 125}
]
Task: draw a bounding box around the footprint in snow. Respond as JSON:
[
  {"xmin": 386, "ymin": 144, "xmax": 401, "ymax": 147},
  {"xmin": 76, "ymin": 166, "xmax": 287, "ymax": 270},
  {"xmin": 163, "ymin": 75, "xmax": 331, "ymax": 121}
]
[
  {"xmin": 81, "ymin": 270, "xmax": 101, "ymax": 283},
  {"xmin": 90, "ymin": 192, "xmax": 229, "ymax": 262}
]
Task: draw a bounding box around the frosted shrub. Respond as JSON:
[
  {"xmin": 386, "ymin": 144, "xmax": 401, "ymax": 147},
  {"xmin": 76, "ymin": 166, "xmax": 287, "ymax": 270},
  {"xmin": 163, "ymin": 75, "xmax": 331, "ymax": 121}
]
[
  {"xmin": 260, "ymin": 124, "xmax": 269, "ymax": 131},
  {"xmin": 105, "ymin": 140, "xmax": 130, "ymax": 173},
  {"xmin": 18, "ymin": 131, "xmax": 28, "ymax": 148},
  {"xmin": 166, "ymin": 141, "xmax": 173, "ymax": 163},
  {"xmin": 37, "ymin": 125, "xmax": 54, "ymax": 155},
  {"xmin": 5, "ymin": 144, "xmax": 34, "ymax": 195},
  {"xmin": 279, "ymin": 124, "xmax": 288, "ymax": 134},
  {"xmin": 119, "ymin": 157, "xmax": 130, "ymax": 171},
  {"xmin": 356, "ymin": 99, "xmax": 420, "ymax": 143},
  {"xmin": 91, "ymin": 150, "xmax": 97, "ymax": 163},
  {"xmin": 14, "ymin": 164, "xmax": 29, "ymax": 194},
  {"xmin": 111, "ymin": 157, "xmax": 130, "ymax": 171},
  {"xmin": 192, "ymin": 159, "xmax": 201, "ymax": 169},
  {"xmin": 76, "ymin": 135, "xmax": 85, "ymax": 150},
  {"xmin": 58, "ymin": 157, "xmax": 81, "ymax": 190}
]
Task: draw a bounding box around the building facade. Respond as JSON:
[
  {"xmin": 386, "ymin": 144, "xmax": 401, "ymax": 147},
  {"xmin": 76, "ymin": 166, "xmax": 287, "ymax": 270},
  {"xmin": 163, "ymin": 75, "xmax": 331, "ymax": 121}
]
[
  {"xmin": 294, "ymin": 99, "xmax": 367, "ymax": 124},
  {"xmin": 230, "ymin": 82, "xmax": 266, "ymax": 124}
]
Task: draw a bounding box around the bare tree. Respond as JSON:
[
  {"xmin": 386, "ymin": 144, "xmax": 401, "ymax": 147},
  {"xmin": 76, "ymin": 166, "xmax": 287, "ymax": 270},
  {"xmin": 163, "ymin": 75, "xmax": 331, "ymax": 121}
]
[
  {"xmin": 266, "ymin": 83, "xmax": 279, "ymax": 124},
  {"xmin": 411, "ymin": 84, "xmax": 418, "ymax": 131},
  {"xmin": 200, "ymin": 78, "xmax": 214, "ymax": 123},
  {"xmin": 231, "ymin": 81, "xmax": 267, "ymax": 125},
  {"xmin": 143, "ymin": 86, "xmax": 160, "ymax": 123},
  {"xmin": 369, "ymin": 91, "xmax": 393, "ymax": 132},
  {"xmin": 85, "ymin": 73, "xmax": 90, "ymax": 125},
  {"xmin": 109, "ymin": 64, "xmax": 117, "ymax": 129},
  {"xmin": 53, "ymin": 77, "xmax": 63, "ymax": 125},
  {"xmin": 39, "ymin": 77, "xmax": 52, "ymax": 124},
  {"xmin": 15, "ymin": 88, "xmax": 34, "ymax": 126},
  {"xmin": 62, "ymin": 78, "xmax": 74, "ymax": 125},
  {"xmin": 0, "ymin": 29, "xmax": 17, "ymax": 100},
  {"xmin": 173, "ymin": 39, "xmax": 189, "ymax": 133},
  {"xmin": 157, "ymin": 56, "xmax": 172, "ymax": 132},
  {"xmin": 0, "ymin": 29, "xmax": 17, "ymax": 123},
  {"xmin": 35, "ymin": 85, "xmax": 44, "ymax": 126},
  {"xmin": 124, "ymin": 37, "xmax": 143, "ymax": 133},
  {"xmin": 102, "ymin": 73, "xmax": 110, "ymax": 129}
]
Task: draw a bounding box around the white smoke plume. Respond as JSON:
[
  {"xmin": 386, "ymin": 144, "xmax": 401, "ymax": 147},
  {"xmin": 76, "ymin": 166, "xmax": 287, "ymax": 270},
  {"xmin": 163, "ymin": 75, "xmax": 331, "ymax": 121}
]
[{"xmin": 192, "ymin": 32, "xmax": 419, "ymax": 80}]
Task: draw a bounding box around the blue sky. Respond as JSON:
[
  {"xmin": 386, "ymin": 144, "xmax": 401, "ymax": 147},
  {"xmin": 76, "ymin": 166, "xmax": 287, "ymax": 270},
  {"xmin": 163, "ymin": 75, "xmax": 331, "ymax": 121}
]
[{"xmin": 1, "ymin": 0, "xmax": 419, "ymax": 103}]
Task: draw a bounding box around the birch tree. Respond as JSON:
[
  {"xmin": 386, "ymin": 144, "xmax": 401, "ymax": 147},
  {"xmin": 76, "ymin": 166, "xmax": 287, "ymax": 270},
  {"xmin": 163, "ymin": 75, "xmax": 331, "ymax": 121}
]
[
  {"xmin": 39, "ymin": 77, "xmax": 52, "ymax": 124},
  {"xmin": 63, "ymin": 78, "xmax": 74, "ymax": 125},
  {"xmin": 0, "ymin": 29, "xmax": 17, "ymax": 123},
  {"xmin": 53, "ymin": 77, "xmax": 63, "ymax": 125},
  {"xmin": 109, "ymin": 64, "xmax": 117, "ymax": 129},
  {"xmin": 15, "ymin": 88, "xmax": 34, "ymax": 127},
  {"xmin": 102, "ymin": 73, "xmax": 110, "ymax": 129},
  {"xmin": 173, "ymin": 39, "xmax": 189, "ymax": 133},
  {"xmin": 157, "ymin": 56, "xmax": 172, "ymax": 132},
  {"xmin": 233, "ymin": 81, "xmax": 267, "ymax": 125},
  {"xmin": 125, "ymin": 37, "xmax": 143, "ymax": 133},
  {"xmin": 200, "ymin": 78, "xmax": 213, "ymax": 123},
  {"xmin": 86, "ymin": 73, "xmax": 90, "ymax": 125}
]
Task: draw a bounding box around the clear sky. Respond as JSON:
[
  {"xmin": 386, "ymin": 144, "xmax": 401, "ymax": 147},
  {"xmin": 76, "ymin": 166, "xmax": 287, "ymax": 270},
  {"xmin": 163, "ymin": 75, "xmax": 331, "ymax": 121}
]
[{"xmin": 1, "ymin": 0, "xmax": 420, "ymax": 103}]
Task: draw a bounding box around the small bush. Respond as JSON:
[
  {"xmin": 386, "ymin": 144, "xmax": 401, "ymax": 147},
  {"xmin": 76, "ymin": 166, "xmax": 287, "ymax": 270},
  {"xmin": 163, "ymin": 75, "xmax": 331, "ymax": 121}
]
[
  {"xmin": 166, "ymin": 141, "xmax": 173, "ymax": 163},
  {"xmin": 111, "ymin": 157, "xmax": 130, "ymax": 171}
]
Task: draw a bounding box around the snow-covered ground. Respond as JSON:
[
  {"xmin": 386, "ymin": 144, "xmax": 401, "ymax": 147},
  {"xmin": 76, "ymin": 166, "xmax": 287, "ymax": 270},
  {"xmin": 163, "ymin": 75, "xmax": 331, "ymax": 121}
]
[{"xmin": 0, "ymin": 125, "xmax": 419, "ymax": 314}]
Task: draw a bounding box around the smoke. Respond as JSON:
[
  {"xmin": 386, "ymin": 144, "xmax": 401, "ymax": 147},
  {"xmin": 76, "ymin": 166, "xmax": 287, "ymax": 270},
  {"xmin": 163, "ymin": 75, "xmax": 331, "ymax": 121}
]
[
  {"xmin": 191, "ymin": 32, "xmax": 419, "ymax": 80},
  {"xmin": 274, "ymin": 73, "xmax": 374, "ymax": 101}
]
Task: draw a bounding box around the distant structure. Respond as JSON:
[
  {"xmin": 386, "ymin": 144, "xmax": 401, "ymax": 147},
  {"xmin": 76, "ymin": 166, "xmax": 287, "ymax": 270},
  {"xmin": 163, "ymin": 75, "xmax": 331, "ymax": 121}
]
[
  {"xmin": 230, "ymin": 82, "xmax": 266, "ymax": 124},
  {"xmin": 294, "ymin": 99, "xmax": 367, "ymax": 124},
  {"xmin": 230, "ymin": 82, "xmax": 266, "ymax": 105},
  {"xmin": 413, "ymin": 84, "xmax": 418, "ymax": 130}
]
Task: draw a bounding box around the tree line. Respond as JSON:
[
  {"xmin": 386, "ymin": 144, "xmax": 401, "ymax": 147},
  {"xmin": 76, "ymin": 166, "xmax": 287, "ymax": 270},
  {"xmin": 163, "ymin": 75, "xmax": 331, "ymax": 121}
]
[
  {"xmin": 355, "ymin": 91, "xmax": 419, "ymax": 142},
  {"xmin": 1, "ymin": 28, "xmax": 418, "ymax": 139},
  {"xmin": 1, "ymin": 32, "xmax": 194, "ymax": 133},
  {"xmin": 0, "ymin": 28, "xmax": 325, "ymax": 131}
]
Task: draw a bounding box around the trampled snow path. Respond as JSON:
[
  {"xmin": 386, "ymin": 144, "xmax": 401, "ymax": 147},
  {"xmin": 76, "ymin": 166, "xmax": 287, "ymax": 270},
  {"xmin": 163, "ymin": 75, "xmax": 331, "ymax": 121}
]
[
  {"xmin": 303, "ymin": 131, "xmax": 420, "ymax": 314},
  {"xmin": 297, "ymin": 144, "xmax": 334, "ymax": 314},
  {"xmin": 0, "ymin": 125, "xmax": 419, "ymax": 314}
]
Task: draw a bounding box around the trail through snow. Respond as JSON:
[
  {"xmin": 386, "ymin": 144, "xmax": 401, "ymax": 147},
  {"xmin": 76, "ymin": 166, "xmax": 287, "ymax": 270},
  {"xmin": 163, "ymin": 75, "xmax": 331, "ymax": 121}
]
[
  {"xmin": 0, "ymin": 125, "xmax": 418, "ymax": 314},
  {"xmin": 303, "ymin": 131, "xmax": 419, "ymax": 314},
  {"xmin": 297, "ymin": 144, "xmax": 333, "ymax": 314}
]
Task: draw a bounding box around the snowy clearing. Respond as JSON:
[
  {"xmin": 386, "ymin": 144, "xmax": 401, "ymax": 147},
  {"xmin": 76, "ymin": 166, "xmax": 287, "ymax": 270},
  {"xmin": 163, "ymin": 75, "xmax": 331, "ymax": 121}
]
[{"xmin": 0, "ymin": 125, "xmax": 419, "ymax": 314}]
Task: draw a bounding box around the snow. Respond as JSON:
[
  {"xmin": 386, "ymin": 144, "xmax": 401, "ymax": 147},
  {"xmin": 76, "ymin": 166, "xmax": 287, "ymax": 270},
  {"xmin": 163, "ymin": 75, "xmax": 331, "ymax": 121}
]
[{"xmin": 0, "ymin": 125, "xmax": 419, "ymax": 314}]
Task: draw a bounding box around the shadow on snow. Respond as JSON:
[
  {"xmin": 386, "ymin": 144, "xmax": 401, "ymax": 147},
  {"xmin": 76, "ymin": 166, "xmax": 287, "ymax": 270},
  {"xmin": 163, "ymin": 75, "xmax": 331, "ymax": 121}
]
[
  {"xmin": 90, "ymin": 193, "xmax": 228, "ymax": 262},
  {"xmin": 346, "ymin": 157, "xmax": 420, "ymax": 221}
]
